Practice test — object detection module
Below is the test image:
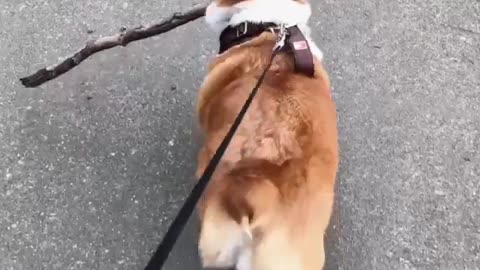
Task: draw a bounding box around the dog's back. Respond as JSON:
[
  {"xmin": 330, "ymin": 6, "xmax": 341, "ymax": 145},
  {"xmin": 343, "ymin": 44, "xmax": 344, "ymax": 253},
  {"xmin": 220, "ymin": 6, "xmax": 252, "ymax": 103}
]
[{"xmin": 195, "ymin": 1, "xmax": 338, "ymax": 269}]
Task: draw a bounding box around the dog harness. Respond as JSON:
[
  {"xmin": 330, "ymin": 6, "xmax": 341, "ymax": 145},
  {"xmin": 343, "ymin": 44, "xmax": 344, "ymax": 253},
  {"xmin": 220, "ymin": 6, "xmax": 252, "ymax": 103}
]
[{"xmin": 219, "ymin": 22, "xmax": 315, "ymax": 77}]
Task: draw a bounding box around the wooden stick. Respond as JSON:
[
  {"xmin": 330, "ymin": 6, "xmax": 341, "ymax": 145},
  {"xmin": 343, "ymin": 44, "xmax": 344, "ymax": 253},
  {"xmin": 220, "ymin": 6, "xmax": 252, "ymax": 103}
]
[{"xmin": 20, "ymin": 5, "xmax": 207, "ymax": 88}]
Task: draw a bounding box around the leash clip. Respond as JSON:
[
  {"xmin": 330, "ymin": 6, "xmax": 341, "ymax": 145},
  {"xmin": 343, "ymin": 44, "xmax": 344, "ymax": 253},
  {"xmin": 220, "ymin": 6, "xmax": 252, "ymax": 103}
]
[{"xmin": 272, "ymin": 24, "xmax": 287, "ymax": 51}]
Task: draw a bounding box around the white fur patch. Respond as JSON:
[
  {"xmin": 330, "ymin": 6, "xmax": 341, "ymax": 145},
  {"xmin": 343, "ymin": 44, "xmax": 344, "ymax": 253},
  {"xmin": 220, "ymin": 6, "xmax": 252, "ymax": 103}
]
[
  {"xmin": 236, "ymin": 246, "xmax": 253, "ymax": 270},
  {"xmin": 229, "ymin": 0, "xmax": 311, "ymax": 28},
  {"xmin": 205, "ymin": 0, "xmax": 323, "ymax": 61},
  {"xmin": 198, "ymin": 217, "xmax": 253, "ymax": 268},
  {"xmin": 205, "ymin": 3, "xmax": 239, "ymax": 33}
]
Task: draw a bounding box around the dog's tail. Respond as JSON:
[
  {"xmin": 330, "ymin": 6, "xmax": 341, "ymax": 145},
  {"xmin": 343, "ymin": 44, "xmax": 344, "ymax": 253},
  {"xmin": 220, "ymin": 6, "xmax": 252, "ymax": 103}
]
[{"xmin": 215, "ymin": 158, "xmax": 328, "ymax": 270}]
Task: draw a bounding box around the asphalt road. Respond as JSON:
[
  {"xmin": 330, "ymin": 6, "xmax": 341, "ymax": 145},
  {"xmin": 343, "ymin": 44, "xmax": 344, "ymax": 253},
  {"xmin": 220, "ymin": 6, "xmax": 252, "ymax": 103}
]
[{"xmin": 1, "ymin": 0, "xmax": 479, "ymax": 269}]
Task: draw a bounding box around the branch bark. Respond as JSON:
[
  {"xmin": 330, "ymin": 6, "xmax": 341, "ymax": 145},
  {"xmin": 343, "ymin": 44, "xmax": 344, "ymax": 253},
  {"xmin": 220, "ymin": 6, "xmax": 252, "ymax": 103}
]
[{"xmin": 20, "ymin": 5, "xmax": 207, "ymax": 88}]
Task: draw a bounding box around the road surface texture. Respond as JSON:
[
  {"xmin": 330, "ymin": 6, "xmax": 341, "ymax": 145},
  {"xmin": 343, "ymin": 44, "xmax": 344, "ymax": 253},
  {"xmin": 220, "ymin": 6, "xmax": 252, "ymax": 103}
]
[{"xmin": 1, "ymin": 0, "xmax": 479, "ymax": 269}]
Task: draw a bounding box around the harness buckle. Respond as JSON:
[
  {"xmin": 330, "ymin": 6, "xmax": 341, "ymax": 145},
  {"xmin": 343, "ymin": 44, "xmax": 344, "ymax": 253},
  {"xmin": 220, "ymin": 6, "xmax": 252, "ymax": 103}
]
[{"xmin": 236, "ymin": 22, "xmax": 248, "ymax": 37}]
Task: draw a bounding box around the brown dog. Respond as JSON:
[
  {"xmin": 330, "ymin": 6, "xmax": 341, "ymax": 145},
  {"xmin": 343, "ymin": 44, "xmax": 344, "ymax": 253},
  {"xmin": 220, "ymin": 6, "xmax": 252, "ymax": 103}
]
[{"xmin": 194, "ymin": 1, "xmax": 338, "ymax": 269}]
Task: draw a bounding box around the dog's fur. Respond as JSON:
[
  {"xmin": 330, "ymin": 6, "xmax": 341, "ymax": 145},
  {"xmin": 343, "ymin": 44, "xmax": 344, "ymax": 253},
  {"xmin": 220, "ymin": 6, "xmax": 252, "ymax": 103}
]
[{"xmin": 194, "ymin": 1, "xmax": 338, "ymax": 269}]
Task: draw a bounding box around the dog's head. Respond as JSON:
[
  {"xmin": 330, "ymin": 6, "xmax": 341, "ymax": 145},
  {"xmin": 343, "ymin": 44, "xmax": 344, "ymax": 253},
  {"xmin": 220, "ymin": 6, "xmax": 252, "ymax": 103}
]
[{"xmin": 205, "ymin": 0, "xmax": 312, "ymax": 33}]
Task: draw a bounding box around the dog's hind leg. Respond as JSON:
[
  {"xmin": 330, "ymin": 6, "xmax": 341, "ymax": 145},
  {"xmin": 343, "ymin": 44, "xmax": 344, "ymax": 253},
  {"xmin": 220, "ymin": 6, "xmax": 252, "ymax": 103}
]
[{"xmin": 198, "ymin": 201, "xmax": 252, "ymax": 269}]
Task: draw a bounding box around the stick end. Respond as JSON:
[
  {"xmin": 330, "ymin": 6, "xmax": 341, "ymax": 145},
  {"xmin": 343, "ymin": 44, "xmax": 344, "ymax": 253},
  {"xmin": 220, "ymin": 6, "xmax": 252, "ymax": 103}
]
[{"xmin": 19, "ymin": 69, "xmax": 49, "ymax": 88}]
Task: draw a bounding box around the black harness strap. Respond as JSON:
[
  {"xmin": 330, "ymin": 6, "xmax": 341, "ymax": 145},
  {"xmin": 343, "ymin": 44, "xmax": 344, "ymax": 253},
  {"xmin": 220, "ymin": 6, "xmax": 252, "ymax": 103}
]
[
  {"xmin": 144, "ymin": 44, "xmax": 283, "ymax": 270},
  {"xmin": 219, "ymin": 22, "xmax": 279, "ymax": 54}
]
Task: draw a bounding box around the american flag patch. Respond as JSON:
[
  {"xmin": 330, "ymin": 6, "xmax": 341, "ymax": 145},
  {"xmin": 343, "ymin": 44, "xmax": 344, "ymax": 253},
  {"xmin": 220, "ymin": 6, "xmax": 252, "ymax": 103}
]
[{"xmin": 293, "ymin": 41, "xmax": 308, "ymax": 50}]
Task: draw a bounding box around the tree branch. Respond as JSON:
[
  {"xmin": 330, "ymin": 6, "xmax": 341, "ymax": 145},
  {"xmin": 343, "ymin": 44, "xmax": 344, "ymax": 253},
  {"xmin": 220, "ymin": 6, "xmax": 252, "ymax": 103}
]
[{"xmin": 20, "ymin": 5, "xmax": 207, "ymax": 88}]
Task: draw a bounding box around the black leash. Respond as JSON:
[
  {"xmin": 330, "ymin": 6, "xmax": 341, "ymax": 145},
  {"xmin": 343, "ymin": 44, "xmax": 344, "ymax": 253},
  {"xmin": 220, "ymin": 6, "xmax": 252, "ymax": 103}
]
[{"xmin": 144, "ymin": 28, "xmax": 287, "ymax": 270}]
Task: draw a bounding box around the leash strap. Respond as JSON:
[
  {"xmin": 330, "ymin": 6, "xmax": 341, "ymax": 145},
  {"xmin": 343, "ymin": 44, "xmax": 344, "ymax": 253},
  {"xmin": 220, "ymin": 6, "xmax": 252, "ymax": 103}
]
[{"xmin": 144, "ymin": 31, "xmax": 285, "ymax": 270}]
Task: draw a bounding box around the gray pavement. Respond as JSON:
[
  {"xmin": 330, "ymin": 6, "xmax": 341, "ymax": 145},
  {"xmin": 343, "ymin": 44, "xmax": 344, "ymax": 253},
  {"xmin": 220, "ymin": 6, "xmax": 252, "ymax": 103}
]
[{"xmin": 1, "ymin": 0, "xmax": 479, "ymax": 269}]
